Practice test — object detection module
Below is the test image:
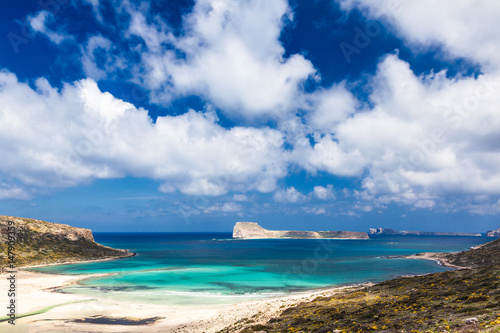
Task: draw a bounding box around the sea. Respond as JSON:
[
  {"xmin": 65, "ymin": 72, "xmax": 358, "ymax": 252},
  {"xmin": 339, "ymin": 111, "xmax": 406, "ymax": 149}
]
[{"xmin": 30, "ymin": 233, "xmax": 491, "ymax": 306}]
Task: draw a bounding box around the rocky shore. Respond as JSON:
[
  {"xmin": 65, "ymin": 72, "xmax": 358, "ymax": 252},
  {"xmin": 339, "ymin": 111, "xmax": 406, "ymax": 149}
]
[{"xmin": 0, "ymin": 215, "xmax": 134, "ymax": 271}]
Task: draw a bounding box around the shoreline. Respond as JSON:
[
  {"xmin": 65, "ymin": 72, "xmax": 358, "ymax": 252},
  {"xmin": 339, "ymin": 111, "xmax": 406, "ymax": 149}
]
[
  {"xmin": 0, "ymin": 269, "xmax": 370, "ymax": 332},
  {"xmin": 1, "ymin": 248, "xmax": 471, "ymax": 332},
  {"xmin": 16, "ymin": 251, "xmax": 137, "ymax": 271},
  {"xmin": 401, "ymin": 252, "xmax": 470, "ymax": 270}
]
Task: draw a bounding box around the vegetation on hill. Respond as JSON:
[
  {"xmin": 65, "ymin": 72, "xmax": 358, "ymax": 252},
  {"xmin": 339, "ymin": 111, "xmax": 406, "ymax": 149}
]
[
  {"xmin": 443, "ymin": 238, "xmax": 500, "ymax": 268},
  {"xmin": 221, "ymin": 239, "xmax": 500, "ymax": 333},
  {"xmin": 0, "ymin": 215, "xmax": 133, "ymax": 271}
]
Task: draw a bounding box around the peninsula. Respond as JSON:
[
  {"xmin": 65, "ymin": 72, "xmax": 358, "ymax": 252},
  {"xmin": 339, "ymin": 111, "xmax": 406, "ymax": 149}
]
[
  {"xmin": 233, "ymin": 222, "xmax": 369, "ymax": 239},
  {"xmin": 0, "ymin": 215, "xmax": 134, "ymax": 271},
  {"xmin": 369, "ymin": 227, "xmax": 482, "ymax": 237}
]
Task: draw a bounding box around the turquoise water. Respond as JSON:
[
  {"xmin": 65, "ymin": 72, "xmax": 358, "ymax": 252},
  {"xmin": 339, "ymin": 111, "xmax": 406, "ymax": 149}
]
[{"xmin": 31, "ymin": 233, "xmax": 491, "ymax": 305}]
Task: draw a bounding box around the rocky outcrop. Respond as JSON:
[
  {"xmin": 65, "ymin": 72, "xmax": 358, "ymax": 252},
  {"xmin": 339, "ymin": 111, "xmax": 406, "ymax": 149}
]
[
  {"xmin": 369, "ymin": 228, "xmax": 481, "ymax": 237},
  {"xmin": 233, "ymin": 222, "xmax": 369, "ymax": 239},
  {"xmin": 0, "ymin": 215, "xmax": 134, "ymax": 270},
  {"xmin": 0, "ymin": 215, "xmax": 95, "ymax": 242},
  {"xmin": 486, "ymin": 227, "xmax": 500, "ymax": 237}
]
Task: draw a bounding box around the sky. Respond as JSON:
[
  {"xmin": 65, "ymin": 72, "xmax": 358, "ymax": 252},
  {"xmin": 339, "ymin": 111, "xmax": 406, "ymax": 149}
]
[{"xmin": 0, "ymin": 0, "xmax": 499, "ymax": 232}]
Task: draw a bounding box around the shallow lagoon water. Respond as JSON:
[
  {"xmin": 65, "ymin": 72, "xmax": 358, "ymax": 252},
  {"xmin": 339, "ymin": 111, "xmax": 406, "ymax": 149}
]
[{"xmin": 31, "ymin": 233, "xmax": 490, "ymax": 305}]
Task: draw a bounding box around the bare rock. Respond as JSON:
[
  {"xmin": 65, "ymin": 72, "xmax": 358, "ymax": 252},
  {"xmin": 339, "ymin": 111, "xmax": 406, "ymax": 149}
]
[{"xmin": 464, "ymin": 317, "xmax": 479, "ymax": 324}]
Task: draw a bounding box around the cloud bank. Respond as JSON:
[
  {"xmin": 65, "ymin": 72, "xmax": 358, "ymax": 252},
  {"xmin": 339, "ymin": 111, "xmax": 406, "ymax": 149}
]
[{"xmin": 2, "ymin": 0, "xmax": 500, "ymax": 216}]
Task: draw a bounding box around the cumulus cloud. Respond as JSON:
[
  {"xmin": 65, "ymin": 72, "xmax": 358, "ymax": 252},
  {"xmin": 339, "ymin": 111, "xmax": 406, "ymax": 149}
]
[
  {"xmin": 125, "ymin": 0, "xmax": 316, "ymax": 120},
  {"xmin": 338, "ymin": 0, "xmax": 500, "ymax": 70},
  {"xmin": 337, "ymin": 54, "xmax": 500, "ymax": 208},
  {"xmin": 0, "ymin": 70, "xmax": 287, "ymax": 198},
  {"xmin": 273, "ymin": 187, "xmax": 308, "ymax": 203},
  {"xmin": 313, "ymin": 185, "xmax": 335, "ymax": 200},
  {"xmin": 4, "ymin": 0, "xmax": 500, "ymax": 218},
  {"xmin": 306, "ymin": 83, "xmax": 358, "ymax": 133},
  {"xmin": 296, "ymin": 134, "xmax": 366, "ymax": 177}
]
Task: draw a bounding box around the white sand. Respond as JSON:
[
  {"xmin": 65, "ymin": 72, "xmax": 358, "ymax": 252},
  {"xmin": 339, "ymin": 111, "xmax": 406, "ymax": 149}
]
[{"xmin": 0, "ymin": 270, "xmax": 367, "ymax": 333}]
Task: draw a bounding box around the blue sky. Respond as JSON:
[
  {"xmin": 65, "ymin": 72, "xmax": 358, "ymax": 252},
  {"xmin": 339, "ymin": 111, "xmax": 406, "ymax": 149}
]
[{"xmin": 1, "ymin": 0, "xmax": 499, "ymax": 232}]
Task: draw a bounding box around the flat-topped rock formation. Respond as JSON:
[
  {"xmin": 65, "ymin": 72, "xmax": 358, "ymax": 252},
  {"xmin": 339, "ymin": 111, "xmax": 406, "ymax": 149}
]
[
  {"xmin": 486, "ymin": 227, "xmax": 500, "ymax": 237},
  {"xmin": 0, "ymin": 215, "xmax": 134, "ymax": 271},
  {"xmin": 369, "ymin": 228, "xmax": 482, "ymax": 237},
  {"xmin": 233, "ymin": 222, "xmax": 369, "ymax": 239}
]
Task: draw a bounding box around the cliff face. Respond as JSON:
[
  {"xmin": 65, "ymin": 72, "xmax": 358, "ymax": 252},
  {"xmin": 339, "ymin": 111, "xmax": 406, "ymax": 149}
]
[
  {"xmin": 233, "ymin": 222, "xmax": 369, "ymax": 239},
  {"xmin": 369, "ymin": 228, "xmax": 481, "ymax": 237},
  {"xmin": 0, "ymin": 215, "xmax": 95, "ymax": 242},
  {"xmin": 0, "ymin": 215, "xmax": 133, "ymax": 270},
  {"xmin": 486, "ymin": 227, "xmax": 500, "ymax": 237}
]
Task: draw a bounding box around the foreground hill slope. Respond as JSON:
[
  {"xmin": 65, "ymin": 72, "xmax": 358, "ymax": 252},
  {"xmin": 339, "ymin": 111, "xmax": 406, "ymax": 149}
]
[
  {"xmin": 221, "ymin": 239, "xmax": 500, "ymax": 332},
  {"xmin": 0, "ymin": 215, "xmax": 133, "ymax": 271},
  {"xmin": 233, "ymin": 222, "xmax": 369, "ymax": 239}
]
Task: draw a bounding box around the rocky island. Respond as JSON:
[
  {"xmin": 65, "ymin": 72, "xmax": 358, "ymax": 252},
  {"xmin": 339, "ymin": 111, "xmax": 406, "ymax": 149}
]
[
  {"xmin": 487, "ymin": 227, "xmax": 500, "ymax": 237},
  {"xmin": 369, "ymin": 227, "xmax": 482, "ymax": 237},
  {"xmin": 0, "ymin": 215, "xmax": 134, "ymax": 271},
  {"xmin": 233, "ymin": 222, "xmax": 369, "ymax": 239}
]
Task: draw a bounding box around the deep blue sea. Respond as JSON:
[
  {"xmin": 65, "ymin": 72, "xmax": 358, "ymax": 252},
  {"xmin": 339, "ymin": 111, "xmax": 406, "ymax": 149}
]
[{"xmin": 30, "ymin": 233, "xmax": 491, "ymax": 305}]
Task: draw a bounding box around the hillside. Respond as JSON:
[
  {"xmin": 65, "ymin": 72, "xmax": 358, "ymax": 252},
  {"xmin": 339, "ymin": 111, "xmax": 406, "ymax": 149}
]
[
  {"xmin": 220, "ymin": 239, "xmax": 500, "ymax": 332},
  {"xmin": 444, "ymin": 238, "xmax": 500, "ymax": 268},
  {"xmin": 0, "ymin": 215, "xmax": 133, "ymax": 271},
  {"xmin": 233, "ymin": 222, "xmax": 369, "ymax": 240}
]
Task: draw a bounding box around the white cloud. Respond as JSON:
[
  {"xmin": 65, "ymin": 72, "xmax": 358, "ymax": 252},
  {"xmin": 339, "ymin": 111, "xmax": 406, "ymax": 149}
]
[
  {"xmin": 297, "ymin": 134, "xmax": 366, "ymax": 177},
  {"xmin": 335, "ymin": 54, "xmax": 500, "ymax": 209},
  {"xmin": 303, "ymin": 206, "xmax": 327, "ymax": 215},
  {"xmin": 232, "ymin": 194, "xmax": 248, "ymax": 202},
  {"xmin": 125, "ymin": 0, "xmax": 316, "ymax": 120},
  {"xmin": 0, "ymin": 70, "xmax": 287, "ymax": 198},
  {"xmin": 204, "ymin": 202, "xmax": 242, "ymax": 213},
  {"xmin": 273, "ymin": 187, "xmax": 307, "ymax": 203},
  {"xmin": 83, "ymin": 0, "xmax": 103, "ymax": 22},
  {"xmin": 338, "ymin": 0, "xmax": 500, "ymax": 70},
  {"xmin": 0, "ymin": 183, "xmax": 31, "ymax": 200},
  {"xmin": 306, "ymin": 83, "xmax": 357, "ymax": 132},
  {"xmin": 468, "ymin": 198, "xmax": 500, "ymax": 215},
  {"xmin": 313, "ymin": 185, "xmax": 335, "ymax": 200},
  {"xmin": 81, "ymin": 35, "xmax": 126, "ymax": 80},
  {"xmin": 5, "ymin": 0, "xmax": 500, "ymax": 218},
  {"xmin": 28, "ymin": 11, "xmax": 68, "ymax": 44}
]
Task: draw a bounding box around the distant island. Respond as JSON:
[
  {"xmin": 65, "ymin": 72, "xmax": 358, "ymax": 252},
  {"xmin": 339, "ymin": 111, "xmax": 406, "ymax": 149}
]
[
  {"xmin": 0, "ymin": 215, "xmax": 134, "ymax": 271},
  {"xmin": 233, "ymin": 222, "xmax": 369, "ymax": 239},
  {"xmin": 487, "ymin": 227, "xmax": 500, "ymax": 237},
  {"xmin": 369, "ymin": 227, "xmax": 482, "ymax": 237}
]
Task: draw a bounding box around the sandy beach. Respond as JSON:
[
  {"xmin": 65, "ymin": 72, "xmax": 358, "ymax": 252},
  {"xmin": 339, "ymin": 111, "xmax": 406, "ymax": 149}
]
[{"xmin": 0, "ymin": 270, "xmax": 367, "ymax": 333}]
